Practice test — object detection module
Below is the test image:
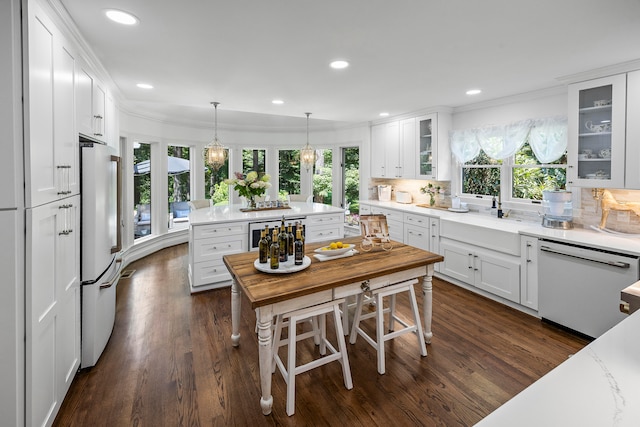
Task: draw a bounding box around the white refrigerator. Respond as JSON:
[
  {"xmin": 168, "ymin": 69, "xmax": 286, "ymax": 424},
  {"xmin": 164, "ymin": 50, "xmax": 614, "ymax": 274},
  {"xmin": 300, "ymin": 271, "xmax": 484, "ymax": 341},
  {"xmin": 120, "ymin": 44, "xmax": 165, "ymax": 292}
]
[{"xmin": 80, "ymin": 139, "xmax": 122, "ymax": 367}]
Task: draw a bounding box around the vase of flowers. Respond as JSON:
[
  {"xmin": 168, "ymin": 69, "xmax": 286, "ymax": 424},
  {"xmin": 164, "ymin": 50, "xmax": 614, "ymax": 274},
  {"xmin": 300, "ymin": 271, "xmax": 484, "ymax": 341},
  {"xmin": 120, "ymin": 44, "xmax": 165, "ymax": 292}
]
[
  {"xmin": 224, "ymin": 171, "xmax": 271, "ymax": 209},
  {"xmin": 420, "ymin": 183, "xmax": 441, "ymax": 207}
]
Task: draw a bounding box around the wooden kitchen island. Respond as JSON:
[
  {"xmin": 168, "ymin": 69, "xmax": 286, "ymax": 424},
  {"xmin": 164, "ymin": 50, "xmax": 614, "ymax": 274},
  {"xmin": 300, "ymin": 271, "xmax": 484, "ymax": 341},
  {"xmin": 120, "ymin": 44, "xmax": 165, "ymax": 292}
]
[{"xmin": 223, "ymin": 236, "xmax": 443, "ymax": 415}]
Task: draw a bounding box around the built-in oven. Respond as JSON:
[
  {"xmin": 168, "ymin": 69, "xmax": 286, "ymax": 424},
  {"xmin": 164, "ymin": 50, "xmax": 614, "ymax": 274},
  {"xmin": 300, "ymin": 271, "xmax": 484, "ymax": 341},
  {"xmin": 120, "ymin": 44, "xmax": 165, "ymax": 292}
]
[
  {"xmin": 538, "ymin": 239, "xmax": 640, "ymax": 339},
  {"xmin": 248, "ymin": 217, "xmax": 306, "ymax": 251}
]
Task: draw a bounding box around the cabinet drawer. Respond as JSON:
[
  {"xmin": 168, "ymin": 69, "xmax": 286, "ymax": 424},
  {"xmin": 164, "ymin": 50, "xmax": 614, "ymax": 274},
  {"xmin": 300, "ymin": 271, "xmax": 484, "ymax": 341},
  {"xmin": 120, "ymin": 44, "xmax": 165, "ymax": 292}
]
[
  {"xmin": 192, "ymin": 260, "xmax": 231, "ymax": 287},
  {"xmin": 194, "ymin": 222, "xmax": 247, "ymax": 240},
  {"xmin": 359, "ymin": 204, "xmax": 371, "ymax": 214},
  {"xmin": 193, "ymin": 235, "xmax": 245, "ymax": 263},
  {"xmin": 306, "ymin": 213, "xmax": 344, "ymax": 226},
  {"xmin": 371, "ymin": 207, "xmax": 403, "ymax": 222},
  {"xmin": 333, "ymin": 266, "xmax": 427, "ymax": 299},
  {"xmin": 306, "ymin": 225, "xmax": 344, "ymax": 243},
  {"xmin": 405, "ymin": 225, "xmax": 429, "ymax": 251},
  {"xmin": 404, "ymin": 213, "xmax": 430, "ymax": 228}
]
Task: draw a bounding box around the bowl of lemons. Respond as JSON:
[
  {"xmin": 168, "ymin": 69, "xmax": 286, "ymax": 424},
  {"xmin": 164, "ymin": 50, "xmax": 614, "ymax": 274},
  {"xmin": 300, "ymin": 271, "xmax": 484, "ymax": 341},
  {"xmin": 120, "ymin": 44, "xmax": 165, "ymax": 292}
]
[{"xmin": 314, "ymin": 241, "xmax": 355, "ymax": 256}]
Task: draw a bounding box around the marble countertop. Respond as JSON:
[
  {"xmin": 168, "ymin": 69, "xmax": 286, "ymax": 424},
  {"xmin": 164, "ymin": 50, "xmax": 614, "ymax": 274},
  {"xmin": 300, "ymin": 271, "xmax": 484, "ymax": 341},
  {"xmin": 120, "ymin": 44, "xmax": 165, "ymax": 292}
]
[
  {"xmin": 361, "ymin": 200, "xmax": 640, "ymax": 256},
  {"xmin": 189, "ymin": 202, "xmax": 345, "ymax": 225},
  {"xmin": 475, "ymin": 308, "xmax": 640, "ymax": 426}
]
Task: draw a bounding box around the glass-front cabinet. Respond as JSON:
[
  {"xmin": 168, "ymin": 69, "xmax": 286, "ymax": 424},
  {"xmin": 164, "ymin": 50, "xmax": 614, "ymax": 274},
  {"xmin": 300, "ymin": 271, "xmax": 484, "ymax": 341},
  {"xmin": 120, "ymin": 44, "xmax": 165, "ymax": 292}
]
[
  {"xmin": 415, "ymin": 113, "xmax": 451, "ymax": 180},
  {"xmin": 417, "ymin": 115, "xmax": 434, "ymax": 177},
  {"xmin": 567, "ymin": 74, "xmax": 627, "ymax": 188}
]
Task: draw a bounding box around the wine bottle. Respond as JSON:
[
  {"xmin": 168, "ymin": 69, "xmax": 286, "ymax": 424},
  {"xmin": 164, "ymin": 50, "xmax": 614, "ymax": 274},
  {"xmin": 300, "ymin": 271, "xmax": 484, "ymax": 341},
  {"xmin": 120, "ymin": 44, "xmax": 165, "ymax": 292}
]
[
  {"xmin": 270, "ymin": 229, "xmax": 279, "ymax": 269},
  {"xmin": 258, "ymin": 229, "xmax": 268, "ymax": 263},
  {"xmin": 287, "ymin": 223, "xmax": 294, "ymax": 256},
  {"xmin": 278, "ymin": 225, "xmax": 288, "ymax": 263},
  {"xmin": 294, "ymin": 228, "xmax": 304, "ymax": 265},
  {"xmin": 264, "ymin": 224, "xmax": 271, "ymax": 258}
]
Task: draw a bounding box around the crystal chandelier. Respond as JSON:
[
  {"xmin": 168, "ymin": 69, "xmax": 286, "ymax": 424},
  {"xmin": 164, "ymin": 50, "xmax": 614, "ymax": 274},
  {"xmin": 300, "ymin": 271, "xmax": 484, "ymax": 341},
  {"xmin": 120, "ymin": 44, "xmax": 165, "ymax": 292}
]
[
  {"xmin": 300, "ymin": 112, "xmax": 317, "ymax": 171},
  {"xmin": 205, "ymin": 102, "xmax": 227, "ymax": 170}
]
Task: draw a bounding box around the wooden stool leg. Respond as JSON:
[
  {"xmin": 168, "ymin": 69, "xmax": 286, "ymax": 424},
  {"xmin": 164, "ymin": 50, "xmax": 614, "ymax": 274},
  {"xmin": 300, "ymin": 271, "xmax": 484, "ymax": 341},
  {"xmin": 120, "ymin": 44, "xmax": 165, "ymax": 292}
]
[
  {"xmin": 388, "ymin": 294, "xmax": 397, "ymax": 332},
  {"xmin": 272, "ymin": 314, "xmax": 284, "ymax": 373},
  {"xmin": 349, "ymin": 293, "xmax": 365, "ymax": 344},
  {"xmin": 286, "ymin": 315, "xmax": 298, "ymax": 416},
  {"xmin": 409, "ymin": 286, "xmax": 428, "ymax": 356},
  {"xmin": 376, "ymin": 292, "xmax": 386, "ymax": 374},
  {"xmin": 332, "ymin": 305, "xmax": 353, "ymax": 389}
]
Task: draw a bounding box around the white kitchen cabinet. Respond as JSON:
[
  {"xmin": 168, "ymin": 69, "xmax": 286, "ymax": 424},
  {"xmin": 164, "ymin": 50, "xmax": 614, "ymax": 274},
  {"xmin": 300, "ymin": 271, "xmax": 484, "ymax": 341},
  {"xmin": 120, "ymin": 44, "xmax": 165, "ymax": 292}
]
[
  {"xmin": 371, "ymin": 121, "xmax": 399, "ymax": 178},
  {"xmin": 26, "ymin": 195, "xmax": 80, "ymax": 427},
  {"xmin": 305, "ymin": 212, "xmax": 345, "ymax": 243},
  {"xmin": 399, "ymin": 118, "xmax": 416, "ymax": 177},
  {"xmin": 370, "ymin": 206, "xmax": 404, "ymax": 243},
  {"xmin": 429, "ymin": 217, "xmax": 441, "ymax": 272},
  {"xmin": 625, "ymin": 70, "xmax": 640, "ymax": 189},
  {"xmin": 520, "ymin": 235, "xmax": 539, "ymax": 310},
  {"xmin": 567, "ymin": 74, "xmax": 626, "ymax": 188},
  {"xmin": 415, "ymin": 113, "xmax": 452, "ymax": 181},
  {"xmin": 189, "ymin": 222, "xmax": 247, "ymax": 292},
  {"xmin": 404, "ymin": 213, "xmax": 429, "ymax": 251},
  {"xmin": 77, "ymin": 61, "xmax": 106, "ymax": 143},
  {"xmin": 440, "ymin": 238, "xmax": 520, "ymax": 304},
  {"xmin": 25, "ymin": 2, "xmax": 79, "ymax": 207}
]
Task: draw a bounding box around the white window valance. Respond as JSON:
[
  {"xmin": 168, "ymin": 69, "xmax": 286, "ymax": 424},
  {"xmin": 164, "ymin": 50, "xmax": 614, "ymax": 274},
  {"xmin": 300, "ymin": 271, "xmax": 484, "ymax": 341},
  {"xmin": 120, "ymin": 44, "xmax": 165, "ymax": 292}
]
[
  {"xmin": 449, "ymin": 116, "xmax": 567, "ymax": 164},
  {"xmin": 528, "ymin": 116, "xmax": 568, "ymax": 164}
]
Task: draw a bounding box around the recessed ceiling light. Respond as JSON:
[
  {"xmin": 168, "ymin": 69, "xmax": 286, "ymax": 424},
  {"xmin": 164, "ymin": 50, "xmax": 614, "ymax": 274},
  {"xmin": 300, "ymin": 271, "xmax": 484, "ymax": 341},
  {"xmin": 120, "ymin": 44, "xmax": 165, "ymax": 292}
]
[
  {"xmin": 136, "ymin": 83, "xmax": 153, "ymax": 89},
  {"xmin": 272, "ymin": 99, "xmax": 284, "ymax": 105},
  {"xmin": 105, "ymin": 9, "xmax": 139, "ymax": 25},
  {"xmin": 466, "ymin": 89, "xmax": 482, "ymax": 95},
  {"xmin": 330, "ymin": 60, "xmax": 349, "ymax": 69},
  {"xmin": 379, "ymin": 112, "xmax": 389, "ymax": 117}
]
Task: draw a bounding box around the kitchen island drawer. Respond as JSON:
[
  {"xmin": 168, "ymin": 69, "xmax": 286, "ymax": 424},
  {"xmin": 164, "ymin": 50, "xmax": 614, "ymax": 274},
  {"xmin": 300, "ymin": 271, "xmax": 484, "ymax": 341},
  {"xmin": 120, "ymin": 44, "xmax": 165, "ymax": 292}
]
[
  {"xmin": 192, "ymin": 260, "xmax": 231, "ymax": 288},
  {"xmin": 306, "ymin": 213, "xmax": 344, "ymax": 226},
  {"xmin": 193, "ymin": 235, "xmax": 245, "ymax": 263},
  {"xmin": 306, "ymin": 225, "xmax": 344, "ymax": 243},
  {"xmin": 193, "ymin": 222, "xmax": 247, "ymax": 240}
]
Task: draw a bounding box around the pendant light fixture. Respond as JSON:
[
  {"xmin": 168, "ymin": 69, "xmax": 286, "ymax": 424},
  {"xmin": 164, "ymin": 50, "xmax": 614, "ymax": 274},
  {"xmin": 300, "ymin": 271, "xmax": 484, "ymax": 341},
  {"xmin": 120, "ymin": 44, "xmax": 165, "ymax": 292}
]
[
  {"xmin": 205, "ymin": 102, "xmax": 227, "ymax": 171},
  {"xmin": 300, "ymin": 112, "xmax": 317, "ymax": 171}
]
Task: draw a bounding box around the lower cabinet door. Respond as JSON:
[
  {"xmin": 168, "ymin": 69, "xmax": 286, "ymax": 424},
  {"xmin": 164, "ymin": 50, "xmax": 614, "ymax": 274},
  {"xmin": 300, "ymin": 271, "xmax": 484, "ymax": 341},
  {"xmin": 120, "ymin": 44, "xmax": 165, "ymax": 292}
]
[
  {"xmin": 474, "ymin": 248, "xmax": 521, "ymax": 303},
  {"xmin": 439, "ymin": 239, "xmax": 474, "ymax": 285}
]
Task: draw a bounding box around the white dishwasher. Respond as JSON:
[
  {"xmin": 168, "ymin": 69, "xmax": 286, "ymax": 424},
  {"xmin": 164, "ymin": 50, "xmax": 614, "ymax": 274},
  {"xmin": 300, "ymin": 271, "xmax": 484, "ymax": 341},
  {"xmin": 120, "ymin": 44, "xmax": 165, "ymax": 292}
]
[{"xmin": 538, "ymin": 239, "xmax": 640, "ymax": 339}]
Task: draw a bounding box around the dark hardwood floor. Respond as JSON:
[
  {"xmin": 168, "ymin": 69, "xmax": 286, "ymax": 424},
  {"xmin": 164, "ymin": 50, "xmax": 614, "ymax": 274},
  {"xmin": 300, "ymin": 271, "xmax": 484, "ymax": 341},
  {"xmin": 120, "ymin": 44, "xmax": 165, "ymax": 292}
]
[{"xmin": 54, "ymin": 244, "xmax": 588, "ymax": 426}]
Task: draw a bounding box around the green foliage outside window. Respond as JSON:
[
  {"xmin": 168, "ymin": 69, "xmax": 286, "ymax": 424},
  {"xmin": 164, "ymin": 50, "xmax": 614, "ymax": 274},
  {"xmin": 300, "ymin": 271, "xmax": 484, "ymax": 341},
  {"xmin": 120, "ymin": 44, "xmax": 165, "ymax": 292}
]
[
  {"xmin": 462, "ymin": 151, "xmax": 501, "ymax": 196},
  {"xmin": 279, "ymin": 150, "xmax": 301, "ymax": 196}
]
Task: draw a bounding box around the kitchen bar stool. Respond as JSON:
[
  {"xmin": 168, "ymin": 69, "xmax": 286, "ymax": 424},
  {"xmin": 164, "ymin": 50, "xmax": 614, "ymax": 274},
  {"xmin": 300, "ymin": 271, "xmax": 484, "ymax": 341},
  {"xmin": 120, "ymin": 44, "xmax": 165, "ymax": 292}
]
[
  {"xmin": 272, "ymin": 299, "xmax": 353, "ymax": 416},
  {"xmin": 349, "ymin": 279, "xmax": 427, "ymax": 374}
]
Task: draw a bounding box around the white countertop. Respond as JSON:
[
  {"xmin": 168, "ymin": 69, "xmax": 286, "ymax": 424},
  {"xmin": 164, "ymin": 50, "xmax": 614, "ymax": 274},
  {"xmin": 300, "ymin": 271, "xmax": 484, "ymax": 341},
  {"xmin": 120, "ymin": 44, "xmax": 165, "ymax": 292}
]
[
  {"xmin": 189, "ymin": 202, "xmax": 345, "ymax": 225},
  {"xmin": 475, "ymin": 309, "xmax": 640, "ymax": 427},
  {"xmin": 361, "ymin": 201, "xmax": 640, "ymax": 256}
]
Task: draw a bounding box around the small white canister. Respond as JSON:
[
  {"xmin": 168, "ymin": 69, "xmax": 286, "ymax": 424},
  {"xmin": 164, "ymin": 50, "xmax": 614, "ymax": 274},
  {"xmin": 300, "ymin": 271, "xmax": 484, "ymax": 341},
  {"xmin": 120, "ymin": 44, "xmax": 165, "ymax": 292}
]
[{"xmin": 451, "ymin": 195, "xmax": 461, "ymax": 209}]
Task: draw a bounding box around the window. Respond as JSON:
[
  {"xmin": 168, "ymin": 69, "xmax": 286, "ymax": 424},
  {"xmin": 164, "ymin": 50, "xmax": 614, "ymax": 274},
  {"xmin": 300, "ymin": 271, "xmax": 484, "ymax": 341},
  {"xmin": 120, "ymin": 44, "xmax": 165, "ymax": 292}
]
[
  {"xmin": 167, "ymin": 145, "xmax": 190, "ymax": 230},
  {"xmin": 461, "ymin": 151, "xmax": 501, "ymax": 197},
  {"xmin": 133, "ymin": 142, "xmax": 151, "ymax": 239},
  {"xmin": 205, "ymin": 151, "xmax": 229, "ymax": 206},
  {"xmin": 278, "ymin": 149, "xmax": 301, "ymax": 197},
  {"xmin": 512, "ymin": 142, "xmax": 566, "ymax": 200},
  {"xmin": 243, "ymin": 149, "xmax": 266, "ymax": 176},
  {"xmin": 313, "ymin": 149, "xmax": 332, "ymax": 204}
]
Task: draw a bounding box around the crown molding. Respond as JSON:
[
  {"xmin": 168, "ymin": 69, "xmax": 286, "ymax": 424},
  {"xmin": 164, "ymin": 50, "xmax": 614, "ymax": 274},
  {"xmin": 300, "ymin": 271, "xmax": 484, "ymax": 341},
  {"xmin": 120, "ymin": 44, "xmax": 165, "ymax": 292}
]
[
  {"xmin": 556, "ymin": 59, "xmax": 640, "ymax": 84},
  {"xmin": 369, "ymin": 105, "xmax": 455, "ymax": 126}
]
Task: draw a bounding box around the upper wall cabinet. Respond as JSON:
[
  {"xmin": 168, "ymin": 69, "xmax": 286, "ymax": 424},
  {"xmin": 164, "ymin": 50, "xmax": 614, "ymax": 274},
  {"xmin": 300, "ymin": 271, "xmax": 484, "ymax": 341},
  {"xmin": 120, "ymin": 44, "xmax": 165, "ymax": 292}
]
[
  {"xmin": 567, "ymin": 74, "xmax": 627, "ymax": 188},
  {"xmin": 371, "ymin": 121, "xmax": 399, "ymax": 178},
  {"xmin": 25, "ymin": 1, "xmax": 79, "ymax": 208},
  {"xmin": 415, "ymin": 113, "xmax": 452, "ymax": 181},
  {"xmin": 625, "ymin": 70, "xmax": 640, "ymax": 189},
  {"xmin": 77, "ymin": 61, "xmax": 106, "ymax": 143}
]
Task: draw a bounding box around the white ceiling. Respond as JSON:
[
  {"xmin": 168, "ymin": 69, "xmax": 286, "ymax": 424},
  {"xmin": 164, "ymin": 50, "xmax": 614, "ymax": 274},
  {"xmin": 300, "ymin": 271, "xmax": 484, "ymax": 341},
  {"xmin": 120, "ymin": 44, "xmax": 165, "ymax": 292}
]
[{"xmin": 58, "ymin": 0, "xmax": 640, "ymax": 128}]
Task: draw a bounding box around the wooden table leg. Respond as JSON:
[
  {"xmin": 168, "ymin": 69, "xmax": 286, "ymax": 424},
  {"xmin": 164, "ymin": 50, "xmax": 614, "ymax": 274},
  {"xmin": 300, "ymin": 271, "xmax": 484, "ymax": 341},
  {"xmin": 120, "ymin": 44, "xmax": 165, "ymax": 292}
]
[
  {"xmin": 421, "ymin": 264, "xmax": 434, "ymax": 344},
  {"xmin": 256, "ymin": 306, "xmax": 274, "ymax": 415},
  {"xmin": 231, "ymin": 278, "xmax": 241, "ymax": 347}
]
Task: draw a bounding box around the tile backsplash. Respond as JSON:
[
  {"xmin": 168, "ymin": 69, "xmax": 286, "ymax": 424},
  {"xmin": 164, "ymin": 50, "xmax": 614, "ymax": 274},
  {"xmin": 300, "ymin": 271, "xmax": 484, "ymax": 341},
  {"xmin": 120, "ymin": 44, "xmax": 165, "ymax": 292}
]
[
  {"xmin": 367, "ymin": 179, "xmax": 640, "ymax": 234},
  {"xmin": 574, "ymin": 188, "xmax": 640, "ymax": 234}
]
